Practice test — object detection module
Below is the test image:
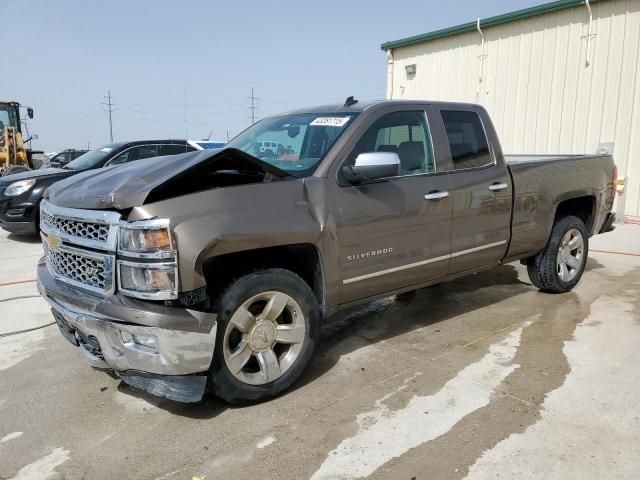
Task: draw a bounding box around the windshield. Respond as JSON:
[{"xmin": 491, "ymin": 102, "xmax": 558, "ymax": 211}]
[
  {"xmin": 225, "ymin": 113, "xmax": 357, "ymax": 177},
  {"xmin": 65, "ymin": 144, "xmax": 122, "ymax": 170},
  {"xmin": 0, "ymin": 103, "xmax": 19, "ymax": 131}
]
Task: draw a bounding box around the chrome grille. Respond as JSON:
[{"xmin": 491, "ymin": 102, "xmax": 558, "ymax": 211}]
[
  {"xmin": 41, "ymin": 209, "xmax": 110, "ymax": 242},
  {"xmin": 40, "ymin": 200, "xmax": 120, "ymax": 296},
  {"xmin": 44, "ymin": 241, "xmax": 115, "ymax": 295},
  {"xmin": 40, "ymin": 200, "xmax": 121, "ymax": 251}
]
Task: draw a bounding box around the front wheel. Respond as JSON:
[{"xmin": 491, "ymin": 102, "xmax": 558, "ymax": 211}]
[
  {"xmin": 209, "ymin": 269, "xmax": 319, "ymax": 404},
  {"xmin": 527, "ymin": 215, "xmax": 589, "ymax": 293}
]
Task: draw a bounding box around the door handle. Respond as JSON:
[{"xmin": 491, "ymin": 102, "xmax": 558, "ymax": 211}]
[
  {"xmin": 425, "ymin": 190, "xmax": 449, "ymax": 201},
  {"xmin": 489, "ymin": 182, "xmax": 509, "ymax": 192}
]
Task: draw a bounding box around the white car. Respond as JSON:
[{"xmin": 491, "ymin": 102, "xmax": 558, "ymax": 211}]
[{"xmin": 188, "ymin": 140, "xmax": 226, "ymax": 150}]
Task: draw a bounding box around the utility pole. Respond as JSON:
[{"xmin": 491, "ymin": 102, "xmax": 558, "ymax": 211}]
[
  {"xmin": 102, "ymin": 90, "xmax": 114, "ymax": 141},
  {"xmin": 248, "ymin": 87, "xmax": 258, "ymax": 124},
  {"xmin": 183, "ymin": 83, "xmax": 188, "ymax": 141}
]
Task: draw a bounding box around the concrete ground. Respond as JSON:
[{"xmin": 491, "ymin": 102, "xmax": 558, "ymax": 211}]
[{"xmin": 1, "ymin": 225, "xmax": 639, "ymax": 480}]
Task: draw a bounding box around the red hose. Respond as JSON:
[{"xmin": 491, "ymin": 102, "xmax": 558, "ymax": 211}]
[
  {"xmin": 0, "ymin": 279, "xmax": 37, "ymax": 287},
  {"xmin": 591, "ymin": 249, "xmax": 640, "ymax": 257}
]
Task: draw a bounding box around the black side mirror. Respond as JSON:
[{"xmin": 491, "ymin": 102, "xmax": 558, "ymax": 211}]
[
  {"xmin": 342, "ymin": 152, "xmax": 400, "ymax": 184},
  {"xmin": 27, "ymin": 108, "xmax": 34, "ymax": 119},
  {"xmin": 287, "ymin": 126, "xmax": 300, "ymax": 138}
]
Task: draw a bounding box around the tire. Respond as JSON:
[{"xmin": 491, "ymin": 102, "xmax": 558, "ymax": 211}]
[
  {"xmin": 209, "ymin": 268, "xmax": 320, "ymax": 404},
  {"xmin": 527, "ymin": 215, "xmax": 589, "ymax": 293}
]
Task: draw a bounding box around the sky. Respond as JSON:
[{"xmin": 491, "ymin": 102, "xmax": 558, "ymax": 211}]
[{"xmin": 1, "ymin": 0, "xmax": 545, "ymax": 152}]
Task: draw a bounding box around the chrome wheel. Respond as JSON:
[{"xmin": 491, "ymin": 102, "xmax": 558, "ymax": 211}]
[
  {"xmin": 223, "ymin": 291, "xmax": 306, "ymax": 386},
  {"xmin": 556, "ymin": 228, "xmax": 584, "ymax": 282}
]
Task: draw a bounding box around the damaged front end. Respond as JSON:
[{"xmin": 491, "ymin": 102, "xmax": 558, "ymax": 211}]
[
  {"xmin": 37, "ymin": 148, "xmax": 296, "ymax": 402},
  {"xmin": 38, "ymin": 263, "xmax": 217, "ymax": 403}
]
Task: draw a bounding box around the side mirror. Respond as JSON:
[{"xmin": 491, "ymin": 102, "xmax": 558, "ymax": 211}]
[
  {"xmin": 50, "ymin": 162, "xmax": 61, "ymax": 168},
  {"xmin": 342, "ymin": 152, "xmax": 400, "ymax": 184},
  {"xmin": 27, "ymin": 108, "xmax": 34, "ymax": 119}
]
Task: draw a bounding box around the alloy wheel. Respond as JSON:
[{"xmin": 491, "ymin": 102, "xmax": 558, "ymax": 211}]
[{"xmin": 223, "ymin": 291, "xmax": 306, "ymax": 386}]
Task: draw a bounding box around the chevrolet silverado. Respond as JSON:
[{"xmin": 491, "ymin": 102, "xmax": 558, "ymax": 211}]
[{"xmin": 36, "ymin": 99, "xmax": 616, "ymax": 403}]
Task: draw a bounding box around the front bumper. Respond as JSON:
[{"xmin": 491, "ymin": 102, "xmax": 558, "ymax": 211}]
[
  {"xmin": 0, "ymin": 217, "xmax": 36, "ymax": 234},
  {"xmin": 37, "ymin": 261, "xmax": 217, "ymax": 402},
  {"xmin": 0, "ymin": 191, "xmax": 38, "ymax": 235}
]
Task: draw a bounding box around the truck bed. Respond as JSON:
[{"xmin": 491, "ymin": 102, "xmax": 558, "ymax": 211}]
[
  {"xmin": 505, "ymin": 154, "xmax": 604, "ymax": 164},
  {"xmin": 504, "ymin": 153, "xmax": 615, "ymax": 263}
]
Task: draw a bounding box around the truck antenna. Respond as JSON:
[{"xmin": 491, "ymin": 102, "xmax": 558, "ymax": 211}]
[{"xmin": 344, "ymin": 96, "xmax": 358, "ymax": 107}]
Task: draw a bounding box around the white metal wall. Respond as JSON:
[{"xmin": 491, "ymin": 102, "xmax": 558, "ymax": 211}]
[{"xmin": 387, "ymin": 0, "xmax": 640, "ymax": 216}]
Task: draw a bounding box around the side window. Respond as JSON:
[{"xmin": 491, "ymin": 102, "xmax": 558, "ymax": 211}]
[
  {"xmin": 56, "ymin": 153, "xmax": 70, "ymax": 165},
  {"xmin": 344, "ymin": 110, "xmax": 435, "ymax": 178},
  {"xmin": 159, "ymin": 144, "xmax": 192, "ymax": 156},
  {"xmin": 107, "ymin": 150, "xmax": 130, "ymax": 166},
  {"xmin": 440, "ymin": 110, "xmax": 492, "ymax": 170},
  {"xmin": 132, "ymin": 145, "xmax": 158, "ymax": 161}
]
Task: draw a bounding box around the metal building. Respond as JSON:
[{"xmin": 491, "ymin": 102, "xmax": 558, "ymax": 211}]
[{"xmin": 381, "ymin": 0, "xmax": 640, "ymax": 217}]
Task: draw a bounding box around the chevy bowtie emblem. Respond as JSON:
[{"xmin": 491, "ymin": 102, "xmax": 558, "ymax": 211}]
[{"xmin": 47, "ymin": 233, "xmax": 62, "ymax": 250}]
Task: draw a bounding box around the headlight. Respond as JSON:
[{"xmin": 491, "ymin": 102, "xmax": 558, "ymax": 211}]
[
  {"xmin": 117, "ymin": 219, "xmax": 178, "ymax": 299},
  {"xmin": 5, "ymin": 179, "xmax": 36, "ymax": 196},
  {"xmin": 118, "ymin": 261, "xmax": 178, "ymax": 300},
  {"xmin": 118, "ymin": 220, "xmax": 174, "ymax": 258}
]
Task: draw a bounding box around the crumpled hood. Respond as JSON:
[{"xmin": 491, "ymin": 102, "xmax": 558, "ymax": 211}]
[{"xmin": 45, "ymin": 148, "xmax": 291, "ymax": 210}]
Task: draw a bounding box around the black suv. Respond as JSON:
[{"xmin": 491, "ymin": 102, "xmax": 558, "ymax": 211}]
[{"xmin": 0, "ymin": 140, "xmax": 196, "ymax": 235}]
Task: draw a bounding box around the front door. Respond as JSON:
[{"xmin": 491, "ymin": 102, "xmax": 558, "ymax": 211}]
[{"xmin": 331, "ymin": 109, "xmax": 453, "ymax": 303}]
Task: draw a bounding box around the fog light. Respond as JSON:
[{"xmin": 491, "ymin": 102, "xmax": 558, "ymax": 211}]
[{"xmin": 120, "ymin": 331, "xmax": 158, "ymax": 354}]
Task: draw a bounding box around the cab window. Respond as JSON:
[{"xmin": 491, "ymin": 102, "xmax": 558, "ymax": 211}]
[
  {"xmin": 341, "ymin": 110, "xmax": 435, "ymax": 181},
  {"xmin": 440, "ymin": 110, "xmax": 493, "ymax": 170}
]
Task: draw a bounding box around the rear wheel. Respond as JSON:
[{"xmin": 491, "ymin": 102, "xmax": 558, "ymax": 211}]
[
  {"xmin": 209, "ymin": 269, "xmax": 319, "ymax": 404},
  {"xmin": 527, "ymin": 215, "xmax": 588, "ymax": 293}
]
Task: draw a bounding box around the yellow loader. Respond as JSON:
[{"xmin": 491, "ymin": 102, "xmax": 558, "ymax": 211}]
[{"xmin": 0, "ymin": 100, "xmax": 39, "ymax": 176}]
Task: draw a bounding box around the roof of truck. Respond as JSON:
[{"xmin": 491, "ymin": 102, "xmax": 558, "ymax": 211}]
[{"xmin": 279, "ymin": 99, "xmax": 482, "ymax": 116}]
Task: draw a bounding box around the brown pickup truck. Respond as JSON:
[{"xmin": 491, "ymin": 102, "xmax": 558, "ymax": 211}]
[{"xmin": 37, "ymin": 99, "xmax": 617, "ymax": 403}]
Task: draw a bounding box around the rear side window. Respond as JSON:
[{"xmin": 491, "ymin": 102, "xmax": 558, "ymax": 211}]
[
  {"xmin": 134, "ymin": 146, "xmax": 159, "ymax": 160},
  {"xmin": 159, "ymin": 144, "xmax": 192, "ymax": 155},
  {"xmin": 441, "ymin": 110, "xmax": 492, "ymax": 170}
]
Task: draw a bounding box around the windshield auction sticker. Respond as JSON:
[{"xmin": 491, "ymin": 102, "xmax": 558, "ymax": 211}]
[{"xmin": 310, "ymin": 117, "xmax": 351, "ymax": 127}]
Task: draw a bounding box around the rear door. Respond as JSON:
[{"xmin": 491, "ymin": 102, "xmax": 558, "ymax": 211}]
[
  {"xmin": 330, "ymin": 107, "xmax": 453, "ymax": 303},
  {"xmin": 436, "ymin": 107, "xmax": 512, "ymax": 273}
]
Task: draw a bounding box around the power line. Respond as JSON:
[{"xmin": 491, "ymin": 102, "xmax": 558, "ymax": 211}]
[
  {"xmin": 248, "ymin": 87, "xmax": 258, "ymax": 124},
  {"xmin": 102, "ymin": 90, "xmax": 114, "ymax": 141}
]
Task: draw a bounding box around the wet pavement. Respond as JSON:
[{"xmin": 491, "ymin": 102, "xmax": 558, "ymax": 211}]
[{"xmin": 1, "ymin": 226, "xmax": 639, "ymax": 479}]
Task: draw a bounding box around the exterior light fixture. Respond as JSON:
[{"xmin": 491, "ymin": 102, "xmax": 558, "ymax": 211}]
[{"xmin": 405, "ymin": 64, "xmax": 417, "ymax": 75}]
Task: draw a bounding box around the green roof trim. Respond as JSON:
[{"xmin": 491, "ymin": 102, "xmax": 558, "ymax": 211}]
[{"xmin": 381, "ymin": 0, "xmax": 600, "ymax": 51}]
